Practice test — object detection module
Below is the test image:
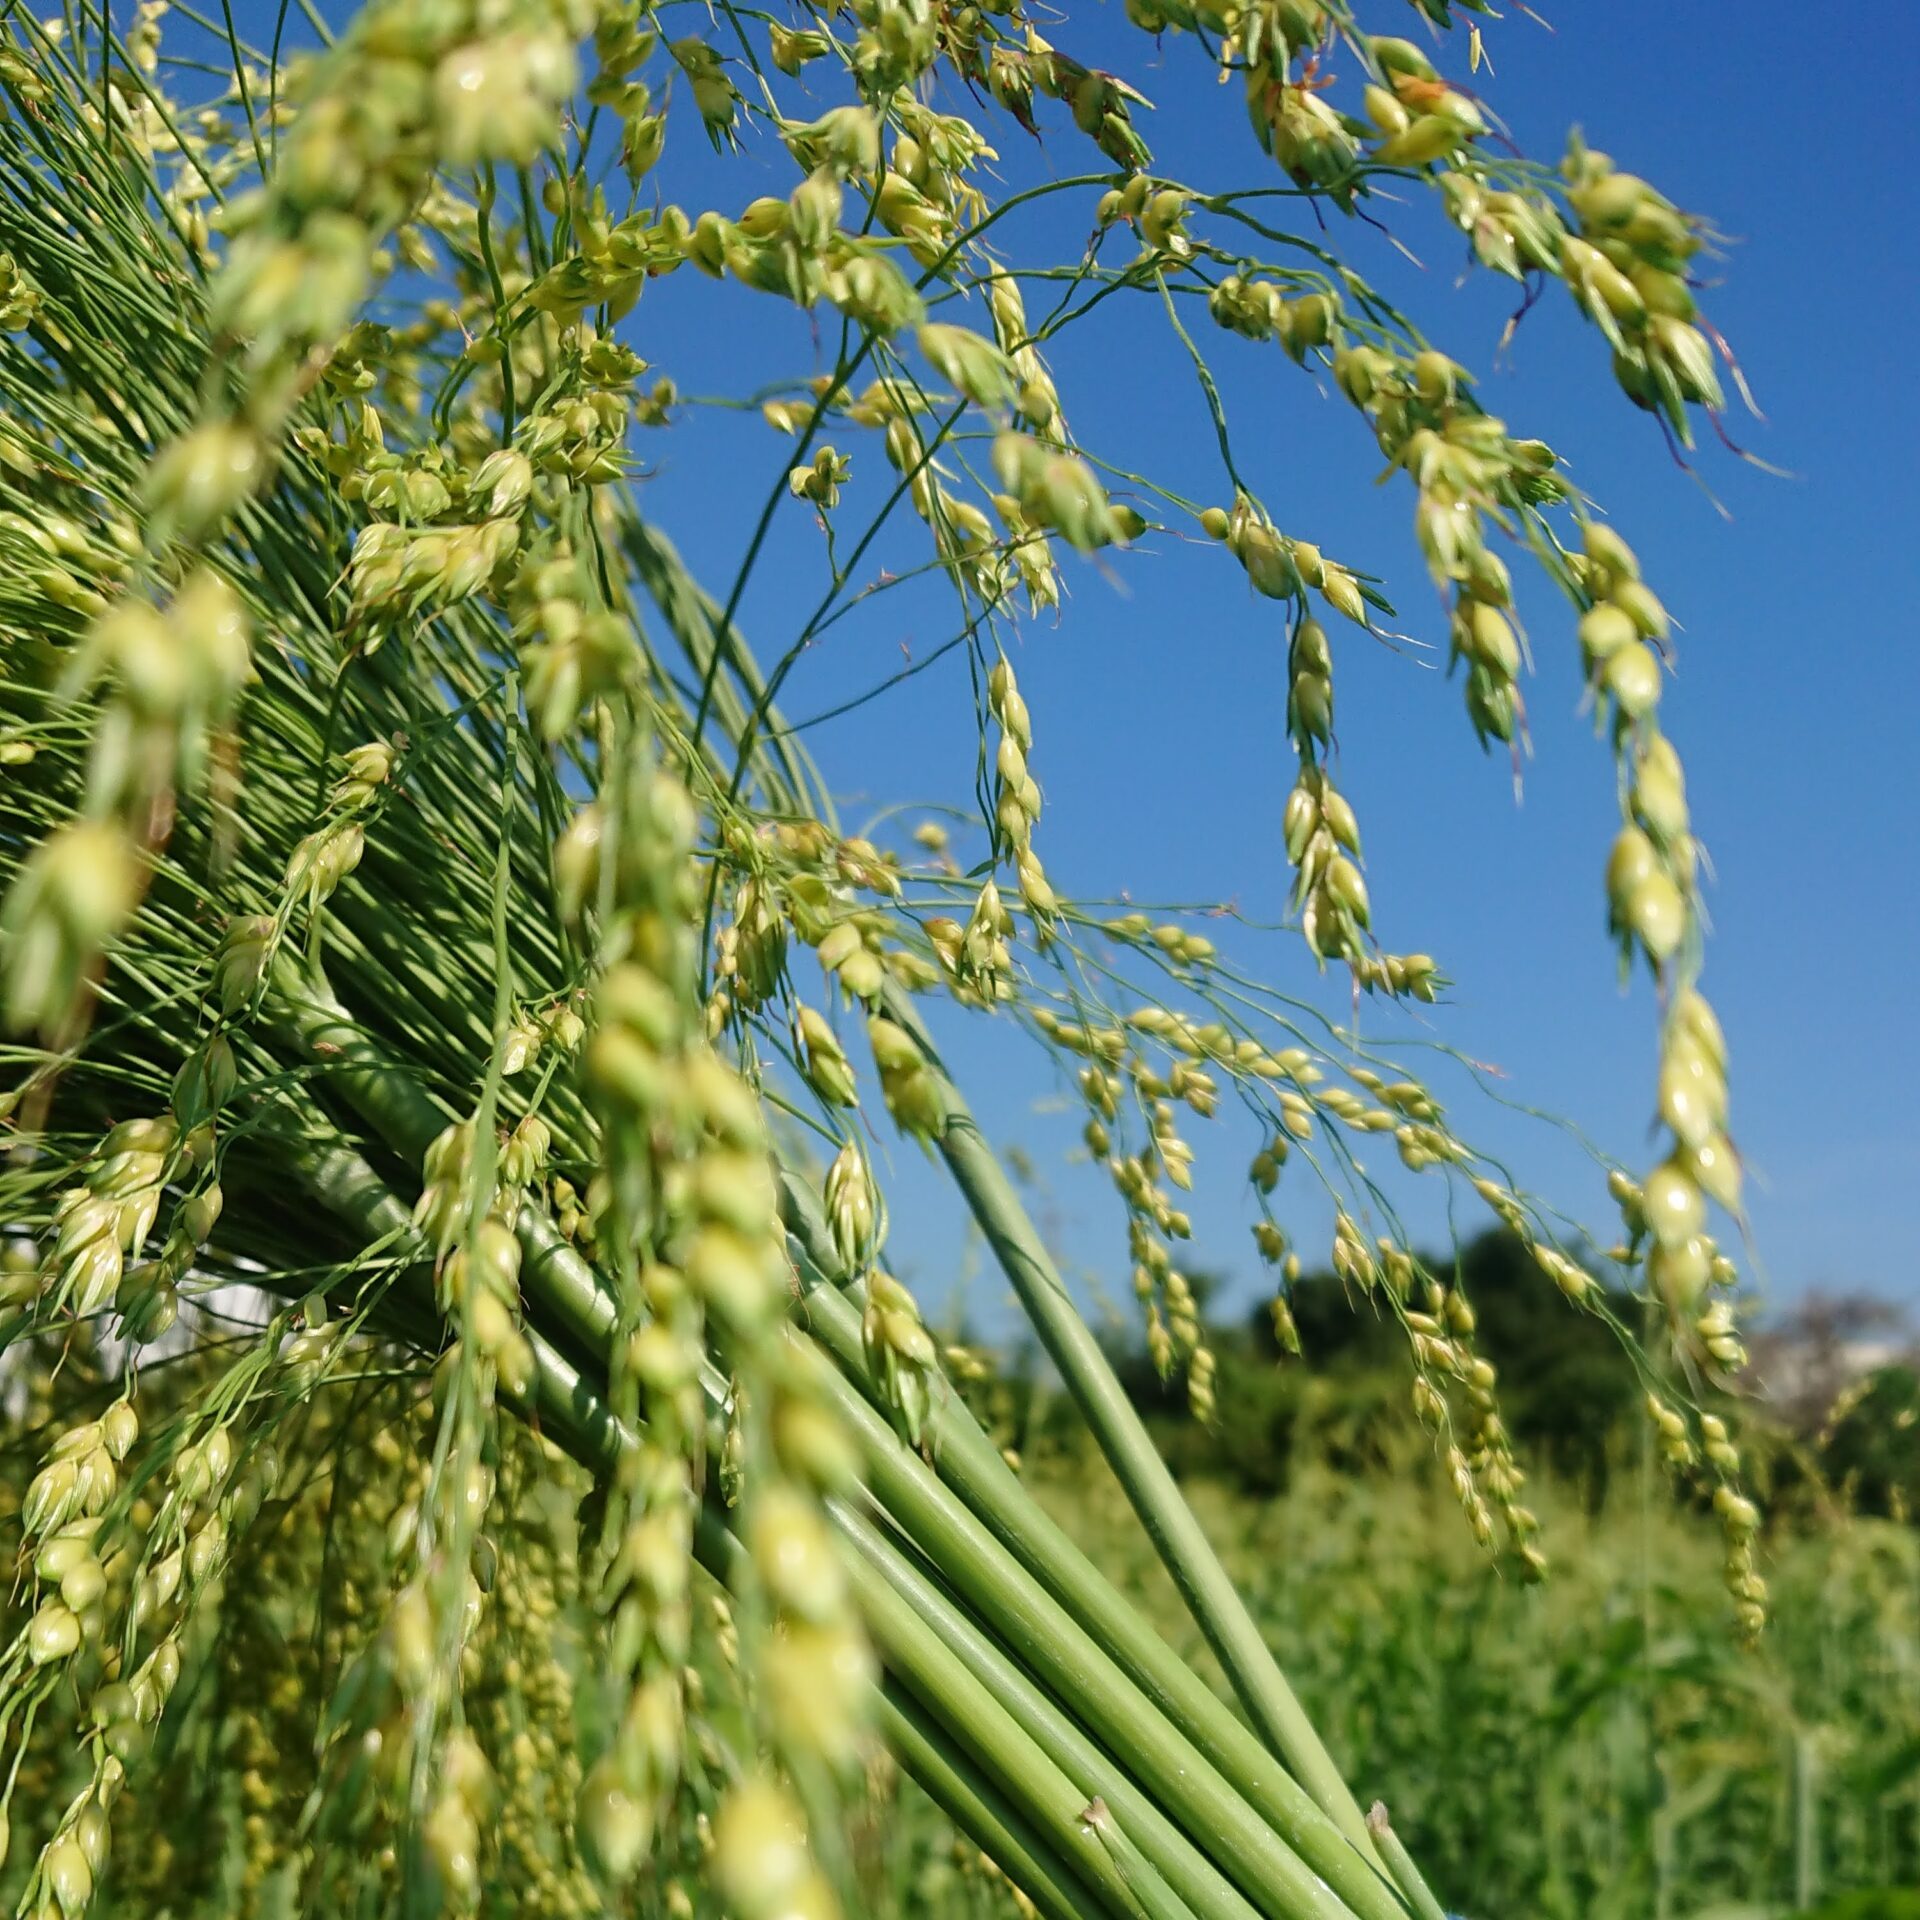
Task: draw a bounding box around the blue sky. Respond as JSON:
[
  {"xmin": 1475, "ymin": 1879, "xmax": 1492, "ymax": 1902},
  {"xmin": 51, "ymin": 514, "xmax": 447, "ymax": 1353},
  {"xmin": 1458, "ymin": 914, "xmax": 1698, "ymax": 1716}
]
[
  {"xmin": 619, "ymin": 1, "xmax": 1920, "ymax": 1326},
  {"xmin": 240, "ymin": 0, "xmax": 1920, "ymax": 1326}
]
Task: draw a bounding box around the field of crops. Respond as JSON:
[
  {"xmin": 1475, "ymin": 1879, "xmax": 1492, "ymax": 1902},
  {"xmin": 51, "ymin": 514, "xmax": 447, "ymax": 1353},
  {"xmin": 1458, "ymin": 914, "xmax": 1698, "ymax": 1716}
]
[{"xmin": 1015, "ymin": 1458, "xmax": 1920, "ymax": 1920}]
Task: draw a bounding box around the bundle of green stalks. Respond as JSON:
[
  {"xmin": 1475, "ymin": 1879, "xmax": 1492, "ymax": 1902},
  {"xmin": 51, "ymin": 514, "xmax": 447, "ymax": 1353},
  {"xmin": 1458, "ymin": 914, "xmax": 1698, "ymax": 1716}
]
[{"xmin": 0, "ymin": 2, "xmax": 1769, "ymax": 1916}]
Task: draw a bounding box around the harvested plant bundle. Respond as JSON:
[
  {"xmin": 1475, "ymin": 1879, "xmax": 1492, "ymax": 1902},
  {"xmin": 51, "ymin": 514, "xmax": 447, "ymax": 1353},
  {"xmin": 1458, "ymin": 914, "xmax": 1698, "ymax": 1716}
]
[{"xmin": 0, "ymin": 3, "xmax": 1763, "ymax": 1916}]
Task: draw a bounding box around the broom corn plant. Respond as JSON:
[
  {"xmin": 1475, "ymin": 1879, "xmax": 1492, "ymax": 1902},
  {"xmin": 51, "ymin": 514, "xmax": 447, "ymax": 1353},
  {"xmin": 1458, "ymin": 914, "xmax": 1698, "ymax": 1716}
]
[{"xmin": 0, "ymin": 0, "xmax": 1773, "ymax": 1914}]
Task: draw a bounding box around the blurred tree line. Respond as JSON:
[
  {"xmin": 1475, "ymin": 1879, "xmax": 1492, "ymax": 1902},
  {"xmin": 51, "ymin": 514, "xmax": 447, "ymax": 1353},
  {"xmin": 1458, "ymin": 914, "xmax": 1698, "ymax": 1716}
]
[{"xmin": 950, "ymin": 1229, "xmax": 1920, "ymax": 1525}]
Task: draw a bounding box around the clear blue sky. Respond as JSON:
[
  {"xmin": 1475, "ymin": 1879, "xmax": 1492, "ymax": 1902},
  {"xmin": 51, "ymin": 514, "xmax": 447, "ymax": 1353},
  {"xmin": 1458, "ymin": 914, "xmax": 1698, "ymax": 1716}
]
[
  {"xmin": 626, "ymin": 1, "xmax": 1920, "ymax": 1326},
  {"xmin": 248, "ymin": 0, "xmax": 1920, "ymax": 1324}
]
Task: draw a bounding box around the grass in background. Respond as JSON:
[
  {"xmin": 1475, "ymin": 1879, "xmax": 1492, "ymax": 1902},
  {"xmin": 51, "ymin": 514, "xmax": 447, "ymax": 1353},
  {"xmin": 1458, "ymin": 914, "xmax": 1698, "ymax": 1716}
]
[
  {"xmin": 848, "ymin": 1434, "xmax": 1920, "ymax": 1920},
  {"xmin": 1026, "ymin": 1458, "xmax": 1919, "ymax": 1920}
]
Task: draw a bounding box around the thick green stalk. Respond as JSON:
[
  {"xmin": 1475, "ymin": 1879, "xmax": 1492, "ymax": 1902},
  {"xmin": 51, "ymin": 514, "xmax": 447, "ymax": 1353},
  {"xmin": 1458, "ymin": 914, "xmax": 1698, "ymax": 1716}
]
[
  {"xmin": 514, "ymin": 1204, "xmax": 621, "ymax": 1354},
  {"xmin": 875, "ymin": 985, "xmax": 1402, "ymax": 1882},
  {"xmin": 784, "ymin": 1327, "xmax": 1390, "ymax": 1920},
  {"xmin": 270, "ymin": 1131, "xmax": 628, "ymax": 1496},
  {"xmin": 1365, "ymin": 1808, "xmax": 1445, "ymax": 1920},
  {"xmin": 779, "ymin": 1173, "xmax": 1425, "ymax": 1919},
  {"xmin": 271, "ymin": 967, "xmax": 625, "ymax": 1366},
  {"xmin": 280, "ymin": 1134, "xmax": 419, "ymax": 1245},
  {"xmin": 505, "ymin": 1304, "xmax": 641, "ymax": 1496},
  {"xmin": 264, "ymin": 1132, "xmax": 468, "ymax": 1363},
  {"xmin": 836, "ymin": 1528, "xmax": 1166, "ymax": 1920},
  {"xmin": 835, "ymin": 1498, "xmax": 1274, "ymax": 1920},
  {"xmin": 875, "ymin": 1682, "xmax": 1099, "ymax": 1920},
  {"xmin": 271, "ymin": 964, "xmax": 451, "ymax": 1159}
]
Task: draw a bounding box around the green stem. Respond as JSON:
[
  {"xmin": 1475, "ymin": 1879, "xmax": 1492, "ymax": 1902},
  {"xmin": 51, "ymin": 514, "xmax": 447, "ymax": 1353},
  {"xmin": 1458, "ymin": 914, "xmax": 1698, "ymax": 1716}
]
[
  {"xmin": 875, "ymin": 985, "xmax": 1400, "ymax": 1880},
  {"xmin": 513, "ymin": 1204, "xmax": 621, "ymax": 1356},
  {"xmin": 281, "ymin": 1133, "xmax": 417, "ymax": 1244},
  {"xmin": 830, "ymin": 1525, "xmax": 1162, "ymax": 1920},
  {"xmin": 786, "ymin": 1214, "xmax": 1398, "ymax": 1915},
  {"xmin": 508, "ymin": 1300, "xmax": 641, "ymax": 1491},
  {"xmin": 1366, "ymin": 1808, "xmax": 1447, "ymax": 1920},
  {"xmin": 836, "ymin": 1497, "xmax": 1275, "ymax": 1920},
  {"xmin": 270, "ymin": 963, "xmax": 450, "ymax": 1160},
  {"xmin": 875, "ymin": 1682, "xmax": 1100, "ymax": 1920},
  {"xmin": 270, "ymin": 968, "xmax": 625, "ymax": 1366},
  {"xmin": 784, "ymin": 1314, "xmax": 1390, "ymax": 1920}
]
